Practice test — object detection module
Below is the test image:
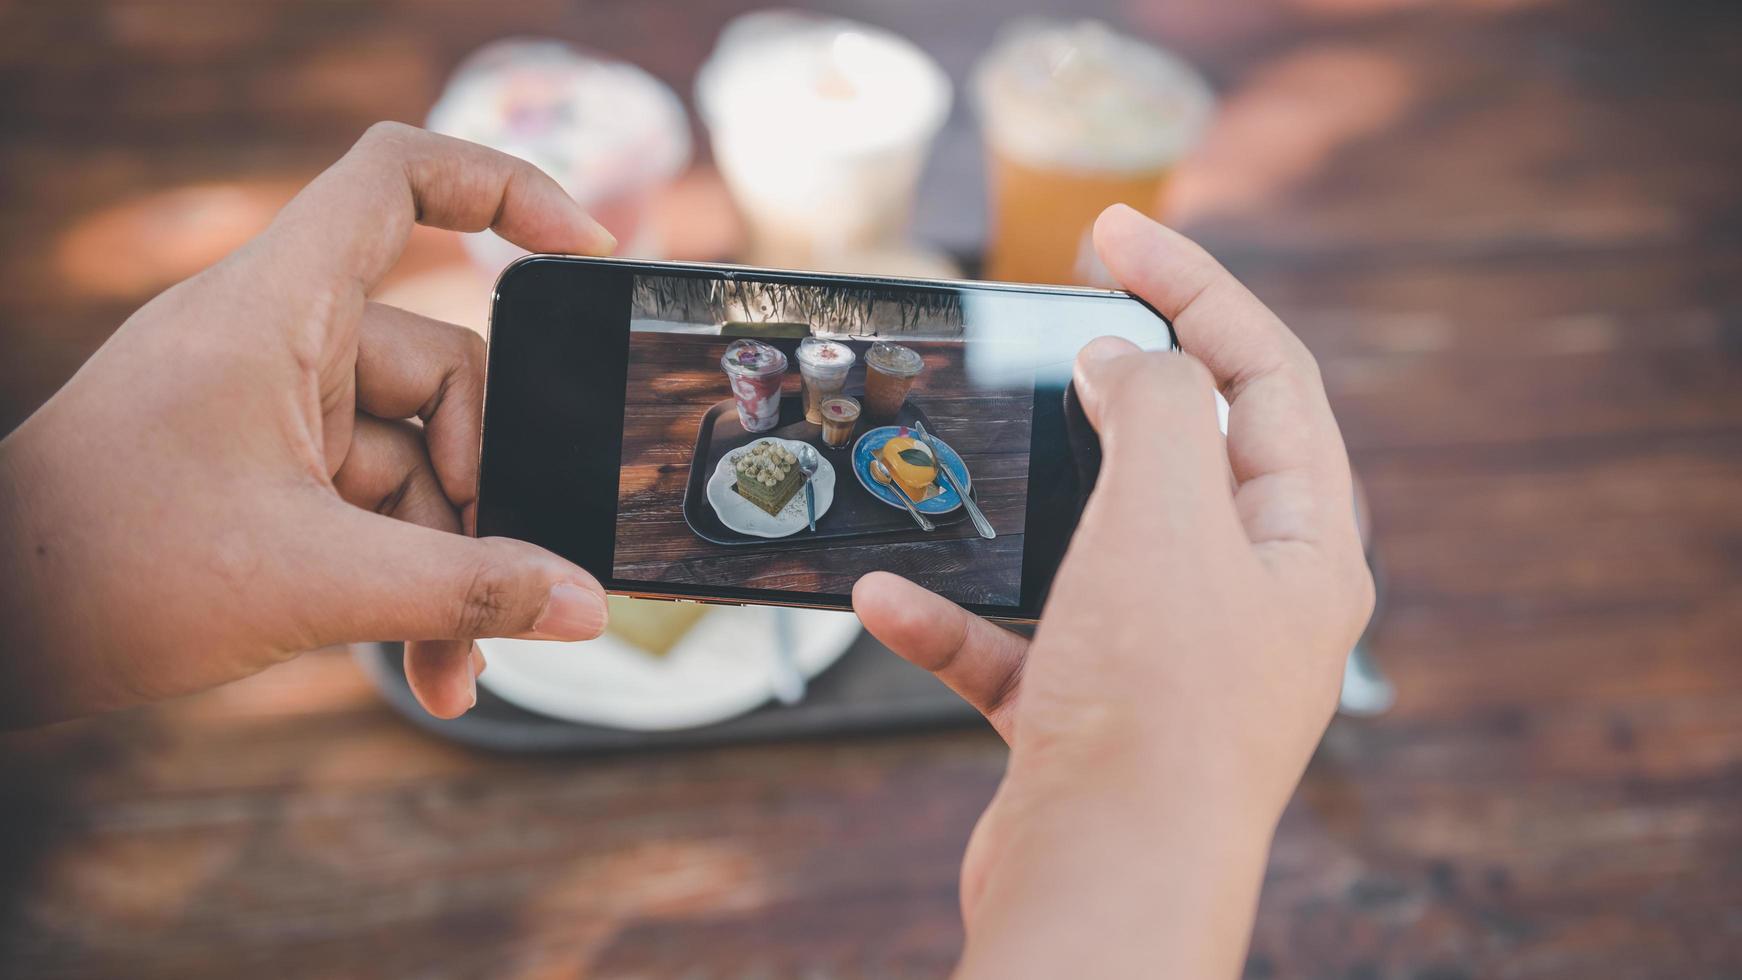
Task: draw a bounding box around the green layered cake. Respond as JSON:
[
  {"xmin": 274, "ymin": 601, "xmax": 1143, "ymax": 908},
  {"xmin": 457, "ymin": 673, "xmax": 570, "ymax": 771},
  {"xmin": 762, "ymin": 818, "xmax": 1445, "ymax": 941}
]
[{"xmin": 732, "ymin": 440, "xmax": 805, "ymax": 517}]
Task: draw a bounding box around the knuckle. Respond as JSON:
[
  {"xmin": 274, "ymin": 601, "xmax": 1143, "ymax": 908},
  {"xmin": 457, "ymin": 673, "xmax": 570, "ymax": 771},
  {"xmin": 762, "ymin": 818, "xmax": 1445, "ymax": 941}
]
[
  {"xmin": 458, "ymin": 326, "xmax": 488, "ymax": 378},
  {"xmin": 1325, "ymin": 549, "xmax": 1377, "ymax": 645},
  {"xmin": 1281, "ymin": 336, "xmax": 1326, "ymax": 390},
  {"xmin": 362, "ymin": 120, "xmax": 415, "ymax": 143},
  {"xmin": 454, "ymin": 558, "xmax": 528, "ymax": 638},
  {"xmin": 357, "ymin": 121, "xmax": 420, "ymax": 159},
  {"xmin": 1349, "ymin": 557, "xmax": 1378, "ymax": 628},
  {"xmin": 430, "ymin": 326, "xmax": 488, "ymax": 418}
]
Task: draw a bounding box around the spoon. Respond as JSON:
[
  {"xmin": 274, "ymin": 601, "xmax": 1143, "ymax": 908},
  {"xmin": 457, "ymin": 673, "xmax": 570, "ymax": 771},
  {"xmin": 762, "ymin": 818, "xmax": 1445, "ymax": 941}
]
[
  {"xmin": 870, "ymin": 457, "xmax": 935, "ymax": 532},
  {"xmin": 798, "ymin": 444, "xmax": 819, "ymax": 533},
  {"xmin": 913, "ymin": 420, "xmax": 994, "ymax": 539}
]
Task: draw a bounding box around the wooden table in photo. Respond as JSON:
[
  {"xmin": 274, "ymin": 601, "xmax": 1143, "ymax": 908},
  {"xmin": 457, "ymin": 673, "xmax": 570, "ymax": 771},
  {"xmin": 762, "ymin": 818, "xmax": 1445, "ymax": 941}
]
[{"xmin": 613, "ymin": 336, "xmax": 1031, "ymax": 605}]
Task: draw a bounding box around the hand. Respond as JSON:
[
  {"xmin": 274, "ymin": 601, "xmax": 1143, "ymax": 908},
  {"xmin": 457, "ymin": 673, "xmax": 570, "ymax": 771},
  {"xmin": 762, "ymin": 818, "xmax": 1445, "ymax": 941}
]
[
  {"xmin": 854, "ymin": 204, "xmax": 1374, "ymax": 977},
  {"xmin": 0, "ymin": 123, "xmax": 618, "ymax": 726}
]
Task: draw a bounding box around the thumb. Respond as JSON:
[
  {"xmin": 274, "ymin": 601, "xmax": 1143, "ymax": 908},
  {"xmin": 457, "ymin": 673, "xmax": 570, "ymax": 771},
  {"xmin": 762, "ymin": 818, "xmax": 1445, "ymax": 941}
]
[
  {"xmin": 1067, "ymin": 345, "xmax": 1235, "ymax": 543},
  {"xmin": 1070, "ymin": 335, "xmax": 1144, "ymax": 435},
  {"xmin": 853, "ymin": 571, "xmax": 1028, "ymax": 744},
  {"xmin": 303, "ymin": 504, "xmax": 610, "ymax": 647}
]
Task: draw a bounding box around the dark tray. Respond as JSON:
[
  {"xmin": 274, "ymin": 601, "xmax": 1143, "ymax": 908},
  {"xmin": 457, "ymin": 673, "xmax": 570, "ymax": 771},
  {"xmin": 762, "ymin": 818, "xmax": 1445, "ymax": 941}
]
[
  {"xmin": 353, "ymin": 633, "xmax": 988, "ymax": 754},
  {"xmin": 680, "ymin": 392, "xmax": 976, "ymax": 546}
]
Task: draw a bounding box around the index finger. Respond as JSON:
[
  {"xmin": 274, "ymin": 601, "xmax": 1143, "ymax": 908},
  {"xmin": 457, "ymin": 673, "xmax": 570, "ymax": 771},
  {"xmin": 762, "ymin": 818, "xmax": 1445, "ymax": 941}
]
[
  {"xmin": 1092, "ymin": 204, "xmax": 1353, "ymax": 540},
  {"xmin": 252, "ymin": 122, "xmax": 615, "ymax": 293}
]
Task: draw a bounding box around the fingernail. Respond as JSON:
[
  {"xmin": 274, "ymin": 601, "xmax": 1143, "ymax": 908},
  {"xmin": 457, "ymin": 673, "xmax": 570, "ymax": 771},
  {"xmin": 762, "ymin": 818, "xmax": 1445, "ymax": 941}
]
[
  {"xmin": 535, "ymin": 582, "xmax": 608, "ymax": 639},
  {"xmin": 471, "ymin": 643, "xmax": 486, "ymax": 679},
  {"xmin": 586, "ymin": 217, "xmax": 618, "ymax": 255},
  {"xmin": 466, "ymin": 674, "xmax": 478, "ymax": 711}
]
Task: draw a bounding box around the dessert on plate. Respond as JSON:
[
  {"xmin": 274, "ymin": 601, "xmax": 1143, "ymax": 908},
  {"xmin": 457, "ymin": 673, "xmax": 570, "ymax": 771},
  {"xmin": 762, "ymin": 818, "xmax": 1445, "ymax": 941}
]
[
  {"xmin": 605, "ymin": 596, "xmax": 711, "ymax": 657},
  {"xmin": 732, "ymin": 439, "xmax": 807, "ymax": 516},
  {"xmin": 878, "ymin": 434, "xmax": 941, "ymax": 502}
]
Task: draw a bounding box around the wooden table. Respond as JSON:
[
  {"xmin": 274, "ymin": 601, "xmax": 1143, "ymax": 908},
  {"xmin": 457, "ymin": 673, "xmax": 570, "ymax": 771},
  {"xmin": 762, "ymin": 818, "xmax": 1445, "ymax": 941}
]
[
  {"xmin": 614, "ymin": 334, "xmax": 1030, "ymax": 605},
  {"xmin": 3, "ymin": 1, "xmax": 1741, "ymax": 977}
]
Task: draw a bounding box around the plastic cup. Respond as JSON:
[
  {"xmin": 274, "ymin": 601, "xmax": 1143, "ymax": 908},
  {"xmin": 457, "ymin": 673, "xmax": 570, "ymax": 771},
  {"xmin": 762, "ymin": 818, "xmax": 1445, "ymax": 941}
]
[
  {"xmin": 863, "ymin": 342, "xmax": 924, "ymax": 422},
  {"xmin": 819, "ymin": 396, "xmax": 861, "ymax": 448},
  {"xmin": 696, "ymin": 11, "xmax": 952, "ymax": 268},
  {"xmin": 720, "ymin": 339, "xmax": 789, "ymax": 432},
  {"xmin": 795, "ymin": 336, "xmax": 856, "ymax": 424},
  {"xmin": 427, "ymin": 39, "xmax": 692, "ymax": 269},
  {"xmin": 973, "ymin": 21, "xmax": 1213, "ymax": 285}
]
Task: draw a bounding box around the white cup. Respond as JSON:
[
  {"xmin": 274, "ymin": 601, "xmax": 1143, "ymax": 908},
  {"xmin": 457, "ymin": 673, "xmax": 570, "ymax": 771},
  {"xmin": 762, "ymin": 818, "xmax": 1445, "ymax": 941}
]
[
  {"xmin": 696, "ymin": 11, "xmax": 952, "ymax": 269},
  {"xmin": 428, "ymin": 39, "xmax": 692, "ymax": 270}
]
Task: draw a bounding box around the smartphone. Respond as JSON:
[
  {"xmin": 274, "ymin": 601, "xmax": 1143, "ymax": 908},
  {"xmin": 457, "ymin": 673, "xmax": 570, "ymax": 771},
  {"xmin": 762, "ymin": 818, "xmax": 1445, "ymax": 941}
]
[{"xmin": 478, "ymin": 255, "xmax": 1176, "ymax": 625}]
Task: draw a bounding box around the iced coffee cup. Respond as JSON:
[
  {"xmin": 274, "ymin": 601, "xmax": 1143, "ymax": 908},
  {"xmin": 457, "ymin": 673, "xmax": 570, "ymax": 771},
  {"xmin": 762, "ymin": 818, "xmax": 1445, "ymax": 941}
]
[
  {"xmin": 696, "ymin": 12, "xmax": 952, "ymax": 268},
  {"xmin": 863, "ymin": 342, "xmax": 924, "ymax": 422},
  {"xmin": 795, "ymin": 336, "xmax": 856, "ymax": 424},
  {"xmin": 721, "ymin": 339, "xmax": 789, "ymax": 432},
  {"xmin": 819, "ymin": 396, "xmax": 861, "ymax": 448},
  {"xmin": 973, "ymin": 21, "xmax": 1213, "ymax": 285}
]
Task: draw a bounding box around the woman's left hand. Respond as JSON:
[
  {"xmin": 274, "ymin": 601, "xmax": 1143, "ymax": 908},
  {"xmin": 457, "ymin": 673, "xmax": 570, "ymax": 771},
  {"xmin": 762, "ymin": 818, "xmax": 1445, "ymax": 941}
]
[{"xmin": 0, "ymin": 123, "xmax": 617, "ymax": 725}]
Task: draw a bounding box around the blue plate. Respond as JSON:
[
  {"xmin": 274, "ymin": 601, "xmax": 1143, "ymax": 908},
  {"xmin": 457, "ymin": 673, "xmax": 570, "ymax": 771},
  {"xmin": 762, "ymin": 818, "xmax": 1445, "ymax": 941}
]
[{"xmin": 850, "ymin": 426, "xmax": 973, "ymax": 516}]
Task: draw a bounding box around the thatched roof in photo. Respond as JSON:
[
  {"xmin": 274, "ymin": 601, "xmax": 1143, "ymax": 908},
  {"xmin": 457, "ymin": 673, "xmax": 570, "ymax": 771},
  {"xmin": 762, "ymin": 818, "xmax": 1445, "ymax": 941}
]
[{"xmin": 633, "ymin": 275, "xmax": 965, "ymax": 338}]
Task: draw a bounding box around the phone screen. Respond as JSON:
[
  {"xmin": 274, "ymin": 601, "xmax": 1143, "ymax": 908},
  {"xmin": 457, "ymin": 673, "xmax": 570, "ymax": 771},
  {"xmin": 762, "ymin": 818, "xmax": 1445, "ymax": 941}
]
[{"xmin": 479, "ymin": 257, "xmax": 1174, "ymax": 622}]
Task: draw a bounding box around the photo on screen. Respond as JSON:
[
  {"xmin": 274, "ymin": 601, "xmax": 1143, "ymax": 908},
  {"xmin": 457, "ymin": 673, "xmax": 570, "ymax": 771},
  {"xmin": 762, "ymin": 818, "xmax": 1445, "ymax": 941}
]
[{"xmin": 611, "ymin": 273, "xmax": 1035, "ymax": 606}]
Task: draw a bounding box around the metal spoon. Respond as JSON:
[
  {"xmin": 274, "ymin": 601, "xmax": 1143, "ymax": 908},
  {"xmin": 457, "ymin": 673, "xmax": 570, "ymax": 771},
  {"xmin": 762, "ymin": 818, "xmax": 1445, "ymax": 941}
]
[
  {"xmin": 913, "ymin": 420, "xmax": 994, "ymax": 539},
  {"xmin": 798, "ymin": 444, "xmax": 819, "ymax": 533},
  {"xmin": 870, "ymin": 457, "xmax": 935, "ymax": 532}
]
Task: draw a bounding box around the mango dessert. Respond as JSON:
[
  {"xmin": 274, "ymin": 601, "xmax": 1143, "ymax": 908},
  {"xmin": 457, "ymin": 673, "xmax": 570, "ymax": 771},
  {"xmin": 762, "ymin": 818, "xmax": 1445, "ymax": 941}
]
[{"xmin": 878, "ymin": 435, "xmax": 941, "ymax": 502}]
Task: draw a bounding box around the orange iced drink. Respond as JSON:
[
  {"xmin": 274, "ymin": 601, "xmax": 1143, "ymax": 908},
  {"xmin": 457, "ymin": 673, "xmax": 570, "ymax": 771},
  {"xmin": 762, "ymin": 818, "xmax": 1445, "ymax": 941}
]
[
  {"xmin": 973, "ymin": 21, "xmax": 1213, "ymax": 285},
  {"xmin": 863, "ymin": 341, "xmax": 924, "ymax": 422}
]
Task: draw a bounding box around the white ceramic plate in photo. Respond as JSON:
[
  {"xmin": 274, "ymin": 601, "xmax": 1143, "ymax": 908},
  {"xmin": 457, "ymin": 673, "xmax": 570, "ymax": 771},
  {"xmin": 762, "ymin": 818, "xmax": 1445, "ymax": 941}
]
[
  {"xmin": 705, "ymin": 437, "xmax": 836, "ymax": 538},
  {"xmin": 477, "ymin": 604, "xmax": 861, "ymax": 731}
]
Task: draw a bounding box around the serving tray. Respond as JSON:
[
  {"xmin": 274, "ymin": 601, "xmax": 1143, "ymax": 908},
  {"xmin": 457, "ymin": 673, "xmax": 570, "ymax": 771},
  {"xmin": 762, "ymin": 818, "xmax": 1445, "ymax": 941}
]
[{"xmin": 680, "ymin": 392, "xmax": 977, "ymax": 546}]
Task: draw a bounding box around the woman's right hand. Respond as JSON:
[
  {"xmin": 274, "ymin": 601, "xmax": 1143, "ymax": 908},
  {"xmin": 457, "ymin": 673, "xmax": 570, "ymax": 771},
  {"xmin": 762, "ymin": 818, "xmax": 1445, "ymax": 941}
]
[{"xmin": 853, "ymin": 203, "xmax": 1374, "ymax": 978}]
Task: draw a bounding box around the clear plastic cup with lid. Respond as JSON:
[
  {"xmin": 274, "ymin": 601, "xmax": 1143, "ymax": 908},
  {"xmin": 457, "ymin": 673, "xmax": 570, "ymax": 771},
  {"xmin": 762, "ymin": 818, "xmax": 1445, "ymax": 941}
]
[
  {"xmin": 795, "ymin": 336, "xmax": 857, "ymax": 424},
  {"xmin": 863, "ymin": 342, "xmax": 924, "ymax": 421},
  {"xmin": 427, "ymin": 39, "xmax": 693, "ymax": 269},
  {"xmin": 696, "ymin": 11, "xmax": 952, "ymax": 268},
  {"xmin": 720, "ymin": 339, "xmax": 789, "ymax": 432},
  {"xmin": 972, "ymin": 20, "xmax": 1214, "ymax": 284}
]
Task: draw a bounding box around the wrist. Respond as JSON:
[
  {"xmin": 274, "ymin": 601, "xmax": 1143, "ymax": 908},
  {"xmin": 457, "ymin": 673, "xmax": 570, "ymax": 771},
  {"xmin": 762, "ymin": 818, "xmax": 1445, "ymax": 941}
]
[
  {"xmin": 957, "ymin": 748, "xmax": 1282, "ymax": 979},
  {"xmin": 0, "ymin": 411, "xmax": 119, "ymax": 726},
  {"xmin": 1, "ymin": 420, "xmax": 59, "ymax": 723}
]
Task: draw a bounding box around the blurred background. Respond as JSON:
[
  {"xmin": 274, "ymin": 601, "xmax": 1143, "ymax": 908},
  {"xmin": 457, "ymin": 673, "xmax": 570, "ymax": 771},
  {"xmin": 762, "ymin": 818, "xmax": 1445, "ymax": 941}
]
[{"xmin": 3, "ymin": 0, "xmax": 1741, "ymax": 977}]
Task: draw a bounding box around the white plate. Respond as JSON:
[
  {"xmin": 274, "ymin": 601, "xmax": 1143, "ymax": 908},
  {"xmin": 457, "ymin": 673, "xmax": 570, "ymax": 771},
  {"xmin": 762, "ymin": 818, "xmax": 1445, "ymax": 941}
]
[
  {"xmin": 477, "ymin": 604, "xmax": 861, "ymax": 731},
  {"xmin": 705, "ymin": 437, "xmax": 835, "ymax": 538}
]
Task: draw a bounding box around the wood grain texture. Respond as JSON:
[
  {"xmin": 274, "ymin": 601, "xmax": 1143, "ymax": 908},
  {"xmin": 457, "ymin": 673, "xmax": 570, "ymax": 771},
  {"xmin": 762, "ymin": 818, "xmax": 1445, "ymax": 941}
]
[{"xmin": 2, "ymin": 0, "xmax": 1741, "ymax": 977}]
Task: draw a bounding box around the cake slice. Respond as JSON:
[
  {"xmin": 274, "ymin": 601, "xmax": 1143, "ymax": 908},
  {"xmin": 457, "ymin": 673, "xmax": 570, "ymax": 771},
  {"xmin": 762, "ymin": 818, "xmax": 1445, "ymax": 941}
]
[
  {"xmin": 732, "ymin": 440, "xmax": 806, "ymax": 517},
  {"xmin": 604, "ymin": 596, "xmax": 710, "ymax": 656}
]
